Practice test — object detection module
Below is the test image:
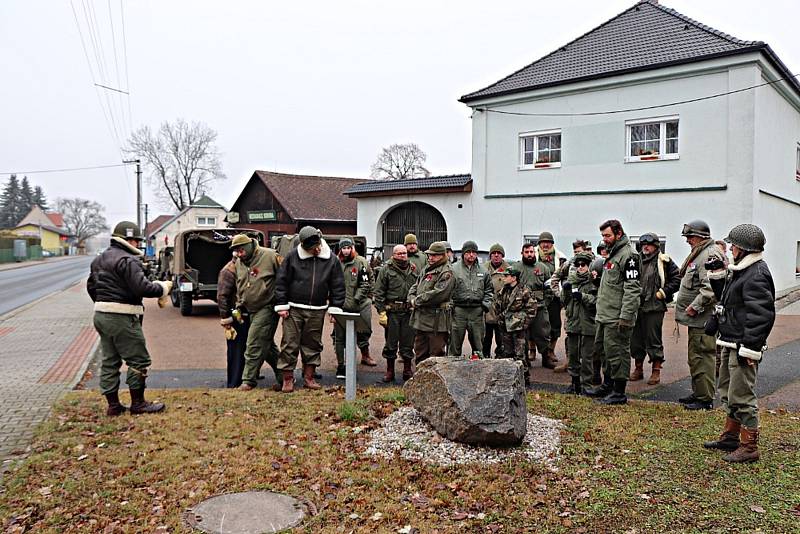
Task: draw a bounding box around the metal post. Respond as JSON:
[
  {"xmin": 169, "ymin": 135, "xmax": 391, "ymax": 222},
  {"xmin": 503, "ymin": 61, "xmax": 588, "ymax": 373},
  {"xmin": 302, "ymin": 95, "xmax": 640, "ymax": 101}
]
[
  {"xmin": 345, "ymin": 318, "xmax": 356, "ymax": 401},
  {"xmin": 123, "ymin": 159, "xmax": 142, "ymax": 229}
]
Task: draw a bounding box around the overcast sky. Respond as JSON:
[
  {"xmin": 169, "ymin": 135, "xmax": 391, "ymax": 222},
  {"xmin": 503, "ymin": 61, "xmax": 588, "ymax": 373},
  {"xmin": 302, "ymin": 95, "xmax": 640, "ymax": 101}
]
[{"xmin": 2, "ymin": 0, "xmax": 798, "ymax": 224}]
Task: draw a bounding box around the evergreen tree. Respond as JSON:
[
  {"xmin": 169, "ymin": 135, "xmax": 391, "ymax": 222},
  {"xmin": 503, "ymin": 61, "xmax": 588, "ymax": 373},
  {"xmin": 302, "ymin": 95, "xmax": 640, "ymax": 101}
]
[
  {"xmin": 0, "ymin": 175, "xmax": 22, "ymax": 228},
  {"xmin": 33, "ymin": 185, "xmax": 48, "ymax": 211},
  {"xmin": 19, "ymin": 176, "xmax": 34, "ymax": 219}
]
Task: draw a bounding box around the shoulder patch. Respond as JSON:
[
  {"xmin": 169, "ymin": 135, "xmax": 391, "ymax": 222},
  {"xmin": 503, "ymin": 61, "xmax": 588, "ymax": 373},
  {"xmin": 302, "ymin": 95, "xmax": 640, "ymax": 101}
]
[{"xmin": 624, "ymin": 257, "xmax": 640, "ymax": 281}]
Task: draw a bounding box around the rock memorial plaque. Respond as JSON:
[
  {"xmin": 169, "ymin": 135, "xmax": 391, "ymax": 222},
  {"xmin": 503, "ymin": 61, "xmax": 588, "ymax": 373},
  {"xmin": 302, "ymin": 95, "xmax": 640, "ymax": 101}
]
[
  {"xmin": 185, "ymin": 491, "xmax": 305, "ymax": 534},
  {"xmin": 404, "ymin": 357, "xmax": 527, "ymax": 446}
]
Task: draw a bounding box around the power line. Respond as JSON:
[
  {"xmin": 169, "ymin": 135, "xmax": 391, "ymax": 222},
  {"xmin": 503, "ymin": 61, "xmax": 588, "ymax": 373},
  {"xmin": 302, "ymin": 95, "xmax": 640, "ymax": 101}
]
[
  {"xmin": 477, "ymin": 72, "xmax": 800, "ymax": 117},
  {"xmin": 0, "ymin": 163, "xmax": 131, "ymax": 175}
]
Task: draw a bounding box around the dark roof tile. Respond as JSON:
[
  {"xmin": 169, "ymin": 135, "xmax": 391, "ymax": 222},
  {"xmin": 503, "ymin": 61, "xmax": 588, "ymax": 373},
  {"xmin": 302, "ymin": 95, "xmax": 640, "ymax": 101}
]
[
  {"xmin": 255, "ymin": 171, "xmax": 362, "ymax": 221},
  {"xmin": 345, "ymin": 174, "xmax": 472, "ymax": 195}
]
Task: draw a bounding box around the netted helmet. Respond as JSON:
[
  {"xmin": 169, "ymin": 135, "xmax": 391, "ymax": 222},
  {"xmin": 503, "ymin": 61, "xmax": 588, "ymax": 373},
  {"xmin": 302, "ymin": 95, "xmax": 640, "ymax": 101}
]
[
  {"xmin": 724, "ymin": 224, "xmax": 765, "ymax": 252},
  {"xmin": 112, "ymin": 221, "xmax": 144, "ymax": 240},
  {"xmin": 681, "ymin": 220, "xmax": 711, "ymax": 238}
]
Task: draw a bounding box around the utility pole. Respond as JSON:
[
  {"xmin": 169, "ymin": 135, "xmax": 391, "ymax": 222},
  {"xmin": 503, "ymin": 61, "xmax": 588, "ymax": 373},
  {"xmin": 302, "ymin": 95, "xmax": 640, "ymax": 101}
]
[{"xmin": 123, "ymin": 159, "xmax": 142, "ymax": 229}]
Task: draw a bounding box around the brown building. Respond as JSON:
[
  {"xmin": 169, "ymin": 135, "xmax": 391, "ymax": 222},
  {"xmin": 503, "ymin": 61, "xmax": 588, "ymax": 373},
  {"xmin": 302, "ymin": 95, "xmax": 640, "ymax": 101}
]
[{"xmin": 228, "ymin": 171, "xmax": 362, "ymax": 241}]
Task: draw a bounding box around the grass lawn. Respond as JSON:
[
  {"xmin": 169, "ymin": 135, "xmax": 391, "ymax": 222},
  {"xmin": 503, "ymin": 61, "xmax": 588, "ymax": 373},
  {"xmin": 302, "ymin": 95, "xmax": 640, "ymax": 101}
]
[{"xmin": 1, "ymin": 388, "xmax": 799, "ymax": 533}]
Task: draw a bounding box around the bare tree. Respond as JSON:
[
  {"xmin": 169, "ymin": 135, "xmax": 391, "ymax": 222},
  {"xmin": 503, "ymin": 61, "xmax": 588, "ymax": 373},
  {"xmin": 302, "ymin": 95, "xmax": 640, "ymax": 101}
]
[
  {"xmin": 126, "ymin": 119, "xmax": 226, "ymax": 210},
  {"xmin": 369, "ymin": 143, "xmax": 431, "ymax": 180},
  {"xmin": 56, "ymin": 198, "xmax": 109, "ymax": 248}
]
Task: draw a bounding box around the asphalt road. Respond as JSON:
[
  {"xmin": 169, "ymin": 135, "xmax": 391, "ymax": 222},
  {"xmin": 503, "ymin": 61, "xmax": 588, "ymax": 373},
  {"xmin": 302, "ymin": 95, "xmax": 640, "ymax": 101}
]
[{"xmin": 0, "ymin": 256, "xmax": 94, "ymax": 316}]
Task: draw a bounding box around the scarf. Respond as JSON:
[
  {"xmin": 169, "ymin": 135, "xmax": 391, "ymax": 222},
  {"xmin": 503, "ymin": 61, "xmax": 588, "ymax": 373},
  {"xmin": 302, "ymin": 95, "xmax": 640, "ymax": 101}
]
[
  {"xmin": 679, "ymin": 238, "xmax": 714, "ymax": 277},
  {"xmin": 640, "ymin": 251, "xmax": 659, "ymax": 299}
]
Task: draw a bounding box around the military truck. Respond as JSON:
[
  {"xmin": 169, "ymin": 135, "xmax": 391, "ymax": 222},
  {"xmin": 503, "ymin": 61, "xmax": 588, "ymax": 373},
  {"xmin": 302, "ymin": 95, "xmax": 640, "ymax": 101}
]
[
  {"xmin": 271, "ymin": 233, "xmax": 368, "ymax": 258},
  {"xmin": 167, "ymin": 228, "xmax": 264, "ymax": 316}
]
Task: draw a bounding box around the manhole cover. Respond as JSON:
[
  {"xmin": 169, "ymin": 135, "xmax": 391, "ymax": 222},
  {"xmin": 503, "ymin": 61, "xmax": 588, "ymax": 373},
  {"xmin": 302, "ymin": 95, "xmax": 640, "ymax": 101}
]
[{"xmin": 185, "ymin": 491, "xmax": 306, "ymax": 533}]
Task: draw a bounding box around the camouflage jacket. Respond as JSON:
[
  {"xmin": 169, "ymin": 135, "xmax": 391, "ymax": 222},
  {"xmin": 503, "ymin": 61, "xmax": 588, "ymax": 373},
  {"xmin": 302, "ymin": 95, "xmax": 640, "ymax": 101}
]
[
  {"xmin": 408, "ymin": 259, "xmax": 454, "ymax": 333},
  {"xmin": 561, "ymin": 271, "xmax": 597, "ymax": 336},
  {"xmin": 373, "ymin": 258, "xmax": 418, "ymax": 314},
  {"xmin": 595, "ymin": 235, "xmax": 641, "ymax": 325},
  {"xmin": 340, "ymin": 253, "xmax": 372, "ymax": 312},
  {"xmin": 492, "ymin": 282, "xmax": 536, "ymax": 332},
  {"xmin": 482, "ymin": 259, "xmax": 510, "ymax": 324}
]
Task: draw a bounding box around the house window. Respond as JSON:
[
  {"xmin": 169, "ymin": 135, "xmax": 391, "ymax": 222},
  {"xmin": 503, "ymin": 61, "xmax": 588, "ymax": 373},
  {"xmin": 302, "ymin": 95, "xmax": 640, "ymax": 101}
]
[
  {"xmin": 519, "ymin": 130, "xmax": 561, "ymax": 169},
  {"xmin": 796, "ymin": 242, "xmax": 800, "ymax": 277},
  {"xmin": 196, "ymin": 216, "xmax": 216, "ymax": 226},
  {"xmin": 795, "ymin": 144, "xmax": 800, "ymax": 181},
  {"xmin": 625, "ymin": 116, "xmax": 679, "ymax": 162}
]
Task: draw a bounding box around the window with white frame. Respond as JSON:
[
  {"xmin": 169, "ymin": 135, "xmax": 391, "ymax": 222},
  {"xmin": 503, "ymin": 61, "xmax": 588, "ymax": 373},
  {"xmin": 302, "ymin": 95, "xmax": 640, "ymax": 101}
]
[
  {"xmin": 625, "ymin": 116, "xmax": 679, "ymax": 162},
  {"xmin": 519, "ymin": 130, "xmax": 561, "ymax": 169},
  {"xmin": 795, "ymin": 144, "xmax": 800, "ymax": 181},
  {"xmin": 796, "ymin": 242, "xmax": 800, "ymax": 277},
  {"xmin": 196, "ymin": 216, "xmax": 216, "ymax": 226}
]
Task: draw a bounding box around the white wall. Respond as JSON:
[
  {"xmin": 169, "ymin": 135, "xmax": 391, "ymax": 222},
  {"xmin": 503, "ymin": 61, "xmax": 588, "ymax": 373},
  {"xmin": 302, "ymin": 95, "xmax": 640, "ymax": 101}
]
[{"xmin": 153, "ymin": 207, "xmax": 227, "ymax": 253}]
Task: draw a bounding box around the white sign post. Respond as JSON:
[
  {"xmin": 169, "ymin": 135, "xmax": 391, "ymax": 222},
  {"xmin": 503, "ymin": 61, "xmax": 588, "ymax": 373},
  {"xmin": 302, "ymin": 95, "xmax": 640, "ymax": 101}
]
[{"xmin": 329, "ymin": 310, "xmax": 365, "ymax": 401}]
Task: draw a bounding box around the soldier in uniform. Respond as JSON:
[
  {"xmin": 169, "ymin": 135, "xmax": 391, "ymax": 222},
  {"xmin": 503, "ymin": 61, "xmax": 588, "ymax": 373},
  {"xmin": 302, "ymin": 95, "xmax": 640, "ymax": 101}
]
[
  {"xmin": 512, "ymin": 243, "xmax": 556, "ymax": 370},
  {"xmin": 703, "ymin": 224, "xmax": 775, "ymax": 463},
  {"xmin": 560, "ymin": 252, "xmax": 598, "ymax": 395},
  {"xmin": 408, "ymin": 241, "xmax": 455, "ymax": 362},
  {"xmin": 228, "ymin": 234, "xmax": 283, "ymax": 392},
  {"xmin": 87, "ymin": 221, "xmax": 172, "ymax": 415},
  {"xmin": 675, "ymin": 220, "xmax": 724, "ymax": 410},
  {"xmin": 404, "ymin": 233, "xmax": 427, "ymax": 273},
  {"xmin": 492, "ymin": 266, "xmax": 536, "ymax": 384},
  {"xmin": 629, "ymin": 232, "xmax": 680, "ymax": 385},
  {"xmin": 374, "ymin": 244, "xmax": 419, "ymax": 383},
  {"xmin": 448, "ymin": 240, "xmax": 493, "ymax": 357},
  {"xmin": 536, "ymin": 231, "xmax": 567, "ymax": 368},
  {"xmin": 275, "ymin": 226, "xmax": 345, "ymax": 392},
  {"xmin": 550, "ymin": 239, "xmax": 594, "ymax": 373},
  {"xmin": 217, "ymin": 253, "xmax": 249, "ymax": 389},
  {"xmin": 585, "ymin": 219, "xmax": 641, "ymax": 405},
  {"xmin": 482, "ymin": 243, "xmax": 510, "ymax": 358},
  {"xmin": 334, "ymin": 237, "xmax": 377, "ymax": 379}
]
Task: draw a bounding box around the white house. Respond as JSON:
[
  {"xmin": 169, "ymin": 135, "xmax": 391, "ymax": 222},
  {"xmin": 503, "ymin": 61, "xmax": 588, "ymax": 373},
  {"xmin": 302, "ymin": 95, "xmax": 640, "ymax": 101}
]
[
  {"xmin": 347, "ymin": 0, "xmax": 800, "ymax": 294},
  {"xmin": 147, "ymin": 195, "xmax": 228, "ymax": 255}
]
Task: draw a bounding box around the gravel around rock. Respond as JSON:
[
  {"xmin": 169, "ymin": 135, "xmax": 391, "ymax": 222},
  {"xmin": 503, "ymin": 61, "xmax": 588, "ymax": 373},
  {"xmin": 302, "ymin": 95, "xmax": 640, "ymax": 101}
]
[{"xmin": 364, "ymin": 407, "xmax": 565, "ymax": 467}]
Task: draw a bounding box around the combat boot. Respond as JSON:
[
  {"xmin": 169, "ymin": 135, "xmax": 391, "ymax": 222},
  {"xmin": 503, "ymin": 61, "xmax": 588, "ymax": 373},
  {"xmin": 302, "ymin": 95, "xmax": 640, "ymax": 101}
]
[
  {"xmin": 542, "ymin": 350, "xmax": 558, "ymax": 369},
  {"xmin": 382, "ymin": 359, "xmax": 396, "ymax": 383},
  {"xmin": 281, "ymin": 370, "xmax": 295, "ymax": 393},
  {"xmin": 402, "ymin": 359, "xmax": 414, "ymax": 382},
  {"xmin": 360, "ymin": 347, "xmax": 378, "ymax": 367},
  {"xmin": 104, "ymin": 392, "xmax": 127, "ymax": 416},
  {"xmin": 703, "ymin": 417, "xmax": 741, "ymax": 451},
  {"xmin": 592, "ymin": 360, "xmax": 602, "ymax": 385},
  {"xmin": 647, "ymin": 361, "xmax": 662, "ymax": 385},
  {"xmin": 303, "ymin": 365, "xmax": 322, "ymax": 390},
  {"xmin": 597, "ymin": 379, "xmax": 628, "ymax": 405},
  {"xmin": 723, "ymin": 427, "xmax": 760, "ymax": 463},
  {"xmin": 630, "ymin": 360, "xmax": 644, "ymax": 381},
  {"xmin": 553, "ymin": 361, "xmax": 568, "ymax": 373},
  {"xmin": 129, "ymin": 389, "xmax": 165, "ymax": 414},
  {"xmin": 585, "ymin": 378, "xmax": 612, "ymax": 398},
  {"xmin": 563, "ymin": 376, "xmax": 581, "ymax": 395}
]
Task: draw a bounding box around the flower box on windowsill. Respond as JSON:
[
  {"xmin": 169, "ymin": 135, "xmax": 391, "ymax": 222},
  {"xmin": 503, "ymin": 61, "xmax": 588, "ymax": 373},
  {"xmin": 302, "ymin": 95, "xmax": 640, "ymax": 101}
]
[
  {"xmin": 639, "ymin": 155, "xmax": 660, "ymax": 161},
  {"xmin": 535, "ymin": 162, "xmax": 554, "ymax": 168}
]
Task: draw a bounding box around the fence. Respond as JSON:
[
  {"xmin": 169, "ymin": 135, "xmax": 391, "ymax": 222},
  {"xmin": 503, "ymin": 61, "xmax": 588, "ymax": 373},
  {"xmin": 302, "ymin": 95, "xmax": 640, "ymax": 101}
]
[{"xmin": 0, "ymin": 245, "xmax": 43, "ymax": 264}]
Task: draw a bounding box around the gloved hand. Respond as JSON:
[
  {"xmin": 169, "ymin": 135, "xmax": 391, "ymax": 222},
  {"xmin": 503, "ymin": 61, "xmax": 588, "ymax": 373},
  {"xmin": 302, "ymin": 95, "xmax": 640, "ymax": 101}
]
[
  {"xmin": 223, "ymin": 325, "xmax": 237, "ymax": 341},
  {"xmin": 655, "ymin": 289, "xmax": 666, "ymax": 300},
  {"xmin": 378, "ymin": 310, "xmax": 388, "ymax": 327},
  {"xmin": 156, "ymin": 280, "xmax": 173, "ymax": 308},
  {"xmin": 561, "ymin": 282, "xmax": 572, "ymax": 293},
  {"xmin": 572, "ymin": 290, "xmax": 582, "ymax": 303},
  {"xmin": 704, "ymin": 257, "xmax": 725, "ymax": 271},
  {"xmin": 617, "ymin": 318, "xmax": 633, "ymax": 331}
]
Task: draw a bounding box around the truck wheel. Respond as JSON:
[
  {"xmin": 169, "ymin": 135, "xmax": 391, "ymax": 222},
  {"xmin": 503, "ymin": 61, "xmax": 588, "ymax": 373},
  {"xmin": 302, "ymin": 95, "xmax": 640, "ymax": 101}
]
[
  {"xmin": 179, "ymin": 291, "xmax": 193, "ymax": 316},
  {"xmin": 170, "ymin": 280, "xmax": 180, "ymax": 308}
]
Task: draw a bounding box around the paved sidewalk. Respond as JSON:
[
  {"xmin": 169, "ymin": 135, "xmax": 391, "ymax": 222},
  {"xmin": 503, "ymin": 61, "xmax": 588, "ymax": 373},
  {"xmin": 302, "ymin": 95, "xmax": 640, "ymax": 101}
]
[{"xmin": 0, "ymin": 282, "xmax": 96, "ymax": 471}]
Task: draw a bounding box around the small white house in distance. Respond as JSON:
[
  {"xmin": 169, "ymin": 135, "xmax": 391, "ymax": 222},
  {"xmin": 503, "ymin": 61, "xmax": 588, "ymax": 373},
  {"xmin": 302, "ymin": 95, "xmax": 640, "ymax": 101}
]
[
  {"xmin": 348, "ymin": 0, "xmax": 800, "ymax": 294},
  {"xmin": 147, "ymin": 195, "xmax": 228, "ymax": 255}
]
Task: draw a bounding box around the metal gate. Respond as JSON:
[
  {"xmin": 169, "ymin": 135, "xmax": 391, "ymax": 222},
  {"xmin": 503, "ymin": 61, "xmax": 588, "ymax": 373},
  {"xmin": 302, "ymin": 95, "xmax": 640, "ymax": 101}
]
[{"xmin": 382, "ymin": 201, "xmax": 447, "ymax": 255}]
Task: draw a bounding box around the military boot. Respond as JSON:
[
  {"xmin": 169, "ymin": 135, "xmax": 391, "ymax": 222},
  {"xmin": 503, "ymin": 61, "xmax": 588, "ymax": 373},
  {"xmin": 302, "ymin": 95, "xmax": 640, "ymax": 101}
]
[
  {"xmin": 303, "ymin": 365, "xmax": 322, "ymax": 390},
  {"xmin": 585, "ymin": 378, "xmax": 613, "ymax": 398},
  {"xmin": 104, "ymin": 392, "xmax": 128, "ymax": 416},
  {"xmin": 647, "ymin": 361, "xmax": 662, "ymax": 385},
  {"xmin": 281, "ymin": 370, "xmax": 295, "ymax": 393},
  {"xmin": 563, "ymin": 376, "xmax": 582, "ymax": 395},
  {"xmin": 360, "ymin": 347, "xmax": 378, "ymax": 367},
  {"xmin": 703, "ymin": 417, "xmax": 741, "ymax": 451},
  {"xmin": 382, "ymin": 359, "xmax": 396, "ymax": 383},
  {"xmin": 542, "ymin": 349, "xmax": 558, "ymax": 369},
  {"xmin": 553, "ymin": 361, "xmax": 568, "ymax": 373},
  {"xmin": 723, "ymin": 427, "xmax": 760, "ymax": 463},
  {"xmin": 592, "ymin": 360, "xmax": 602, "ymax": 385},
  {"xmin": 597, "ymin": 379, "xmax": 628, "ymax": 405},
  {"xmin": 630, "ymin": 360, "xmax": 644, "ymax": 381},
  {"xmin": 129, "ymin": 389, "xmax": 165, "ymax": 414},
  {"xmin": 402, "ymin": 359, "xmax": 414, "ymax": 382}
]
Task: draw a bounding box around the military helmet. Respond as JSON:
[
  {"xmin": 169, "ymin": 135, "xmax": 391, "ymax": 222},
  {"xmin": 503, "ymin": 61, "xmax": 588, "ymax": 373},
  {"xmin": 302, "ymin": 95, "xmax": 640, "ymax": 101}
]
[
  {"xmin": 681, "ymin": 220, "xmax": 711, "ymax": 238},
  {"xmin": 443, "ymin": 241, "xmax": 453, "ymax": 252},
  {"xmin": 573, "ymin": 252, "xmax": 593, "ymax": 266},
  {"xmin": 639, "ymin": 232, "xmax": 660, "ymax": 246},
  {"xmin": 461, "ymin": 240, "xmax": 478, "ymax": 253},
  {"xmin": 489, "ymin": 243, "xmax": 505, "ymax": 256},
  {"xmin": 538, "ymin": 231, "xmax": 555, "ymax": 243},
  {"xmin": 112, "ymin": 221, "xmax": 144, "ymax": 241},
  {"xmin": 724, "ymin": 224, "xmax": 766, "ymax": 252},
  {"xmin": 229, "ymin": 234, "xmax": 253, "ymax": 249},
  {"xmin": 424, "ymin": 241, "xmax": 447, "ymax": 255},
  {"xmin": 504, "ymin": 266, "xmax": 522, "ymax": 278}
]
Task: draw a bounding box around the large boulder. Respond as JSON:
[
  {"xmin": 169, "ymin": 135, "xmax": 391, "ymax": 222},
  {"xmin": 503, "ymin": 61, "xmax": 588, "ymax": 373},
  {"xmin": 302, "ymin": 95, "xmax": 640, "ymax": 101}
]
[{"xmin": 403, "ymin": 357, "xmax": 527, "ymax": 446}]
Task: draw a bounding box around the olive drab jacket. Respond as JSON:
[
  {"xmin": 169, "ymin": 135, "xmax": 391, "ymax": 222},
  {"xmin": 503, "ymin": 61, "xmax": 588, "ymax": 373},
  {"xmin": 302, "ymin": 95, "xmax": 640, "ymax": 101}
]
[
  {"xmin": 492, "ymin": 282, "xmax": 536, "ymax": 332},
  {"xmin": 407, "ymin": 251, "xmax": 427, "ymax": 274},
  {"xmin": 407, "ymin": 258, "xmax": 454, "ymax": 333},
  {"xmin": 373, "ymin": 259, "xmax": 418, "ymax": 314},
  {"xmin": 451, "ymin": 258, "xmax": 493, "ymax": 310},
  {"xmin": 511, "ymin": 259, "xmax": 552, "ymax": 305},
  {"xmin": 482, "ymin": 260, "xmax": 510, "ymax": 324},
  {"xmin": 234, "ymin": 245, "xmax": 280, "ymax": 313},
  {"xmin": 340, "ymin": 252, "xmax": 372, "ymax": 312},
  {"xmin": 595, "ymin": 235, "xmax": 641, "ymax": 325},
  {"xmin": 561, "ymin": 271, "xmax": 597, "ymax": 336},
  {"xmin": 675, "ymin": 239, "xmax": 723, "ymax": 328}
]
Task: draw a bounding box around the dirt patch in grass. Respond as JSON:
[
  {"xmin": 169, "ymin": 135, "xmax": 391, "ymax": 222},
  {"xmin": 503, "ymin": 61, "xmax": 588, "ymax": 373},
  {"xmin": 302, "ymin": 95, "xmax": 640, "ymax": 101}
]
[{"xmin": 1, "ymin": 388, "xmax": 799, "ymax": 533}]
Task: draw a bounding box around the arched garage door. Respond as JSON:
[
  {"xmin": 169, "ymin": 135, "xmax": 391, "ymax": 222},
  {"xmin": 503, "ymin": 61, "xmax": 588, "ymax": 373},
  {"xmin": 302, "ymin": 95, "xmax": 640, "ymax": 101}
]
[{"xmin": 382, "ymin": 201, "xmax": 447, "ymax": 252}]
